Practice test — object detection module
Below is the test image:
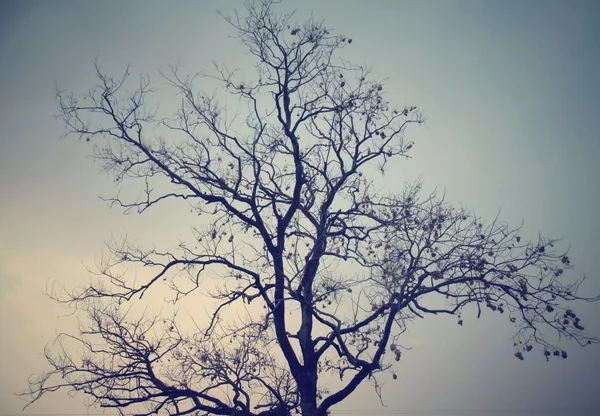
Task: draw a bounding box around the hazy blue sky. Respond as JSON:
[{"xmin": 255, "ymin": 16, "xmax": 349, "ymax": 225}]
[{"xmin": 1, "ymin": 1, "xmax": 599, "ymax": 415}]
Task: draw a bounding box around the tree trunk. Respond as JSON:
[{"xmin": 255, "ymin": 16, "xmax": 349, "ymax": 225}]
[{"xmin": 299, "ymin": 367, "xmax": 319, "ymax": 416}]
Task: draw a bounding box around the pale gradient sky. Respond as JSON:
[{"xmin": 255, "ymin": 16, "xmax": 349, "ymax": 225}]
[{"xmin": 1, "ymin": 0, "xmax": 599, "ymax": 415}]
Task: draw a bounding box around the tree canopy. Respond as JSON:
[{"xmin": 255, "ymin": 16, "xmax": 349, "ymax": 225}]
[{"xmin": 23, "ymin": 1, "xmax": 598, "ymax": 415}]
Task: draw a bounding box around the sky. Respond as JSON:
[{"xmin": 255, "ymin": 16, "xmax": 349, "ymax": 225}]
[{"xmin": 1, "ymin": 0, "xmax": 599, "ymax": 415}]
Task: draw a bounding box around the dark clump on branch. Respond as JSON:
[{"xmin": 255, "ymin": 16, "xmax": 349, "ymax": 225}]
[{"xmin": 21, "ymin": 1, "xmax": 598, "ymax": 416}]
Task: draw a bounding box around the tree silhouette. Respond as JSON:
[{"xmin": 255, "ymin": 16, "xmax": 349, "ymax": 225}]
[{"xmin": 22, "ymin": 1, "xmax": 598, "ymax": 415}]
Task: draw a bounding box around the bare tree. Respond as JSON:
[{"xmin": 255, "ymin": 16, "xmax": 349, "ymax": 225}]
[{"xmin": 22, "ymin": 1, "xmax": 598, "ymax": 415}]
